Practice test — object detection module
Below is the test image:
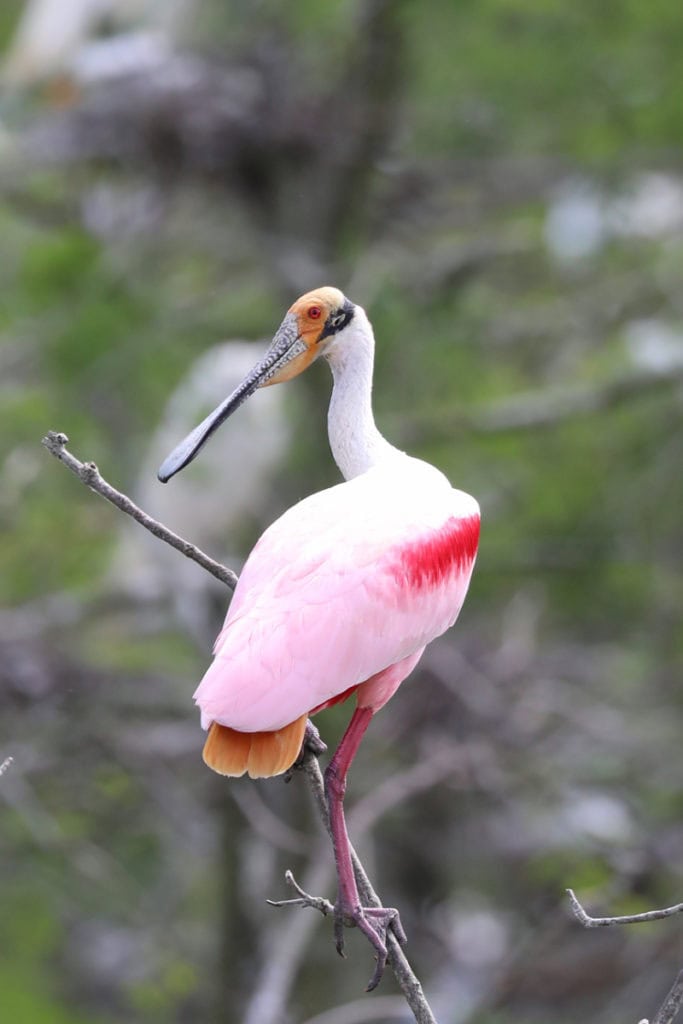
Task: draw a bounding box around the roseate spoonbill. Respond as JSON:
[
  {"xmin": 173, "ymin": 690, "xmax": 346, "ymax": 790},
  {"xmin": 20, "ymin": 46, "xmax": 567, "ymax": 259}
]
[{"xmin": 158, "ymin": 287, "xmax": 480, "ymax": 987}]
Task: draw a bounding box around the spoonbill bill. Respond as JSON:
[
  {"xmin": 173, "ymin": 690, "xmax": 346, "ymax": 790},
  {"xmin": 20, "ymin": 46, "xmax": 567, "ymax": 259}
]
[
  {"xmin": 158, "ymin": 287, "xmax": 480, "ymax": 987},
  {"xmin": 113, "ymin": 341, "xmax": 288, "ymax": 643}
]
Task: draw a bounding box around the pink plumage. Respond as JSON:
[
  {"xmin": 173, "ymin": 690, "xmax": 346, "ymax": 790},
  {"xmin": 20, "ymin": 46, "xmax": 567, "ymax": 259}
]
[
  {"xmin": 158, "ymin": 285, "xmax": 481, "ymax": 989},
  {"xmin": 194, "ymin": 461, "xmax": 479, "ymax": 733}
]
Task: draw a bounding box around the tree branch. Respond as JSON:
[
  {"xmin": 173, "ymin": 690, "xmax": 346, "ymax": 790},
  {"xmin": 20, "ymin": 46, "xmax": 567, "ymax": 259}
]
[
  {"xmin": 568, "ymin": 891, "xmax": 683, "ymax": 1023},
  {"xmin": 649, "ymin": 969, "xmax": 683, "ymax": 1024},
  {"xmin": 41, "ymin": 431, "xmax": 237, "ymax": 589},
  {"xmin": 567, "ymin": 888, "xmax": 683, "ymax": 928},
  {"xmin": 42, "ymin": 430, "xmax": 439, "ymax": 1024}
]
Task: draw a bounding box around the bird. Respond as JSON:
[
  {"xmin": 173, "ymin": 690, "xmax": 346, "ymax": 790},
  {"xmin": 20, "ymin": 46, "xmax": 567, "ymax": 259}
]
[{"xmin": 158, "ymin": 286, "xmax": 480, "ymax": 987}]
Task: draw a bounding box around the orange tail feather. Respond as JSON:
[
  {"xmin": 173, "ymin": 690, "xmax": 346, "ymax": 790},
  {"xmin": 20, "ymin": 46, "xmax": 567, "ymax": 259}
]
[{"xmin": 202, "ymin": 715, "xmax": 308, "ymax": 779}]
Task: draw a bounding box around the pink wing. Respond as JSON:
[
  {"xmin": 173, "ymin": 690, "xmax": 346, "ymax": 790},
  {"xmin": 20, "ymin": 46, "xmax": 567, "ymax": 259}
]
[{"xmin": 194, "ymin": 464, "xmax": 479, "ymax": 732}]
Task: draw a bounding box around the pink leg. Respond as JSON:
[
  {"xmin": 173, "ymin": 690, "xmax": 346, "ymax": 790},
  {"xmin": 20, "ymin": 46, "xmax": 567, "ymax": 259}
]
[{"xmin": 324, "ymin": 706, "xmax": 406, "ymax": 990}]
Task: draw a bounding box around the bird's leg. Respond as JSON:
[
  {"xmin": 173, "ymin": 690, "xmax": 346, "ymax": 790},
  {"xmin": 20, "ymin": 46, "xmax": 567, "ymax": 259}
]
[{"xmin": 324, "ymin": 705, "xmax": 406, "ymax": 991}]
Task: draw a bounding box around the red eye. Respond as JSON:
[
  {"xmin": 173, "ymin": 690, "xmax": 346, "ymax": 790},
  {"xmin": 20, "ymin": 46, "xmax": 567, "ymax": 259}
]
[{"xmin": 308, "ymin": 305, "xmax": 322, "ymax": 320}]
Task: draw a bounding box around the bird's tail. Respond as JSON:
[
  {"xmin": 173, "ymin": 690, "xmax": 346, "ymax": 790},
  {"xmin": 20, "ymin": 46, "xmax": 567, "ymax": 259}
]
[{"xmin": 202, "ymin": 714, "xmax": 308, "ymax": 778}]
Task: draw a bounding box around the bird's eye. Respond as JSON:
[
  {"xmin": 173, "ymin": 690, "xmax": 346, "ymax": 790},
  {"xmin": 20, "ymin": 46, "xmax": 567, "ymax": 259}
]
[{"xmin": 308, "ymin": 305, "xmax": 322, "ymax": 319}]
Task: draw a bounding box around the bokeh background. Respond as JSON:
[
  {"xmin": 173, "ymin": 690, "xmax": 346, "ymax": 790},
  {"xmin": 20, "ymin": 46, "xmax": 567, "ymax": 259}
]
[{"xmin": 2, "ymin": 2, "xmax": 683, "ymax": 1022}]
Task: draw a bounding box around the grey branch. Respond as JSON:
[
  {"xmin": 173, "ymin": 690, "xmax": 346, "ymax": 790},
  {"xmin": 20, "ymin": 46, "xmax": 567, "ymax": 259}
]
[
  {"xmin": 567, "ymin": 888, "xmax": 683, "ymax": 928},
  {"xmin": 41, "ymin": 430, "xmax": 237, "ymax": 589},
  {"xmin": 649, "ymin": 969, "xmax": 683, "ymax": 1024},
  {"xmin": 637, "ymin": 970, "xmax": 683, "ymax": 1024},
  {"xmin": 568, "ymin": 892, "xmax": 683, "ymax": 1021},
  {"xmin": 267, "ymin": 869, "xmax": 335, "ymax": 917},
  {"xmin": 42, "ymin": 431, "xmax": 439, "ymax": 1024},
  {"xmin": 0, "ymin": 757, "xmax": 14, "ymax": 778}
]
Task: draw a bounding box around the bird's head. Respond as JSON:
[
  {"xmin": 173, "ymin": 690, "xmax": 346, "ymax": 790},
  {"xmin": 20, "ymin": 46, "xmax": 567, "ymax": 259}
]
[
  {"xmin": 158, "ymin": 286, "xmax": 355, "ymax": 482},
  {"xmin": 264, "ymin": 286, "xmax": 356, "ymax": 385}
]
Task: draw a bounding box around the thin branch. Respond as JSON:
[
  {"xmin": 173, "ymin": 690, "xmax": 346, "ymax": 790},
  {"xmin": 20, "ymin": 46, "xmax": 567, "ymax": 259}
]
[
  {"xmin": 569, "ymin": 885, "xmax": 683, "ymax": 1023},
  {"xmin": 43, "ymin": 431, "xmax": 439, "ymax": 1024},
  {"xmin": 41, "ymin": 431, "xmax": 237, "ymax": 589},
  {"xmin": 0, "ymin": 757, "xmax": 14, "ymax": 778},
  {"xmin": 567, "ymin": 889, "xmax": 683, "ymax": 928},
  {"xmin": 650, "ymin": 969, "xmax": 683, "ymax": 1024},
  {"xmin": 267, "ymin": 868, "xmax": 335, "ymax": 917},
  {"xmin": 568, "ymin": 885, "xmax": 683, "ymax": 1023}
]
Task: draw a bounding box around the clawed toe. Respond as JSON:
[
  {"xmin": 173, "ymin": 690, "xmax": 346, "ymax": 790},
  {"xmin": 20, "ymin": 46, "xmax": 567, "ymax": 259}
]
[
  {"xmin": 365, "ymin": 905, "xmax": 407, "ymax": 946},
  {"xmin": 334, "ymin": 903, "xmax": 406, "ymax": 991},
  {"xmin": 269, "ymin": 871, "xmax": 405, "ymax": 990},
  {"xmin": 303, "ymin": 719, "xmax": 328, "ymax": 756}
]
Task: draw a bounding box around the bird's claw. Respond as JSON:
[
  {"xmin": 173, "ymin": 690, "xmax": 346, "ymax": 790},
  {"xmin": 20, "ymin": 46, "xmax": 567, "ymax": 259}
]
[
  {"xmin": 304, "ymin": 719, "xmax": 327, "ymax": 756},
  {"xmin": 269, "ymin": 871, "xmax": 405, "ymax": 991},
  {"xmin": 334, "ymin": 902, "xmax": 406, "ymax": 991}
]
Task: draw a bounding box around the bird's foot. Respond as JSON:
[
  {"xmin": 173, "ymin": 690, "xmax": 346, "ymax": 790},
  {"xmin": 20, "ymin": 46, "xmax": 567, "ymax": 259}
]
[
  {"xmin": 303, "ymin": 719, "xmax": 327, "ymax": 757},
  {"xmin": 334, "ymin": 901, "xmax": 407, "ymax": 991},
  {"xmin": 267, "ymin": 871, "xmax": 405, "ymax": 991}
]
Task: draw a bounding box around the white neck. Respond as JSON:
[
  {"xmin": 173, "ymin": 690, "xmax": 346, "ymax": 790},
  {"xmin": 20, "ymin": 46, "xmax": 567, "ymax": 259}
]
[{"xmin": 324, "ymin": 306, "xmax": 403, "ymax": 480}]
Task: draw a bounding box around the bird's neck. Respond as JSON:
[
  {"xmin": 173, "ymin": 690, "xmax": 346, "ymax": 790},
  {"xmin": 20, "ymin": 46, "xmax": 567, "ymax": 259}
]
[{"xmin": 325, "ymin": 308, "xmax": 403, "ymax": 481}]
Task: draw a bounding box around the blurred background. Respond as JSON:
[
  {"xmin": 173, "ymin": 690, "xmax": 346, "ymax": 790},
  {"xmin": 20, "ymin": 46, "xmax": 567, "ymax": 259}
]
[{"xmin": 1, "ymin": 1, "xmax": 683, "ymax": 1022}]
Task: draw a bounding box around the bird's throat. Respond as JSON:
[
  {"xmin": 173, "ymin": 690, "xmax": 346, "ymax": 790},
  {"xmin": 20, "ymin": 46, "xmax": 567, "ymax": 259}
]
[{"xmin": 325, "ymin": 310, "xmax": 402, "ymax": 481}]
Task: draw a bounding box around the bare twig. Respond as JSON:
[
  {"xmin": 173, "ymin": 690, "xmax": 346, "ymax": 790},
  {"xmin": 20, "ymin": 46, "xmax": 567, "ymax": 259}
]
[
  {"xmin": 267, "ymin": 868, "xmax": 335, "ymax": 917},
  {"xmin": 41, "ymin": 431, "xmax": 237, "ymax": 588},
  {"xmin": 0, "ymin": 757, "xmax": 14, "ymax": 778},
  {"xmin": 567, "ymin": 888, "xmax": 683, "ymax": 928},
  {"xmin": 42, "ymin": 431, "xmax": 439, "ymax": 1024},
  {"xmin": 650, "ymin": 969, "xmax": 683, "ymax": 1024},
  {"xmin": 568, "ymin": 894, "xmax": 683, "ymax": 1023},
  {"xmin": 637, "ymin": 970, "xmax": 683, "ymax": 1024}
]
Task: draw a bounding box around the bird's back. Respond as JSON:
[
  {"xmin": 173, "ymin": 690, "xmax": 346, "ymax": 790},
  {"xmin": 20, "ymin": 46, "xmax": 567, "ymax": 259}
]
[{"xmin": 194, "ymin": 458, "xmax": 480, "ymax": 734}]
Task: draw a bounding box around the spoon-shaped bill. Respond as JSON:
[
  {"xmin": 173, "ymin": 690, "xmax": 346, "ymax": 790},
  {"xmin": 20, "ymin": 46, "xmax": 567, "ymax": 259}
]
[{"xmin": 158, "ymin": 312, "xmax": 305, "ymax": 483}]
